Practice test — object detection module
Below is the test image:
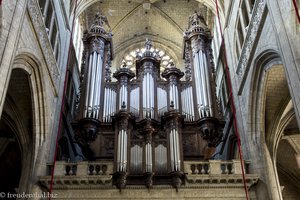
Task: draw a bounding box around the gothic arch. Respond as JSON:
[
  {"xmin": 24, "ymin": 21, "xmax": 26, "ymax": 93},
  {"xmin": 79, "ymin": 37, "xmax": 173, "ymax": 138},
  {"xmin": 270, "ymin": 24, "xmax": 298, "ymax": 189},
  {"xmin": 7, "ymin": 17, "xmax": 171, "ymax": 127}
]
[
  {"xmin": 12, "ymin": 53, "xmax": 47, "ymax": 144},
  {"xmin": 248, "ymin": 49, "xmax": 300, "ymax": 200},
  {"xmin": 248, "ymin": 49, "xmax": 281, "ymax": 143},
  {"xmin": 0, "ymin": 52, "xmax": 48, "ymax": 192},
  {"xmin": 74, "ymin": 0, "xmax": 220, "ymax": 19},
  {"xmin": 1, "ymin": 94, "xmax": 32, "ymax": 193},
  {"xmin": 247, "ymin": 49, "xmax": 282, "ymax": 200}
]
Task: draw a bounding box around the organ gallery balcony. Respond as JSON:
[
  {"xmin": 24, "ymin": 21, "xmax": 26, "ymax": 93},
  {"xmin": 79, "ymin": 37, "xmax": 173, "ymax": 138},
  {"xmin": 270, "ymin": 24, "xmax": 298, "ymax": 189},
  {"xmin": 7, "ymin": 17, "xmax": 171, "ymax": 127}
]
[{"xmin": 39, "ymin": 160, "xmax": 258, "ymax": 189}]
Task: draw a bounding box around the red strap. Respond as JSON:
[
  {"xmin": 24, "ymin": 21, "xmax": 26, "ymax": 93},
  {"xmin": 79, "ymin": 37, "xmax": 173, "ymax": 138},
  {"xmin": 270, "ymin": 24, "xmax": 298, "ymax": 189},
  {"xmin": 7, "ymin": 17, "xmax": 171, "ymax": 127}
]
[
  {"xmin": 214, "ymin": 1, "xmax": 249, "ymax": 200},
  {"xmin": 292, "ymin": 0, "xmax": 300, "ymax": 23},
  {"xmin": 48, "ymin": 0, "xmax": 78, "ymax": 199}
]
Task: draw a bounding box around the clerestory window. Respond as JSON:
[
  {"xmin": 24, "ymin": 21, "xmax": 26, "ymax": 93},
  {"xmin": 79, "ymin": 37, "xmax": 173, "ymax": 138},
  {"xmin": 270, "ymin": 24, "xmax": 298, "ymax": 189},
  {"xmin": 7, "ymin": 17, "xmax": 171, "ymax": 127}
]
[{"xmin": 38, "ymin": 0, "xmax": 61, "ymax": 64}]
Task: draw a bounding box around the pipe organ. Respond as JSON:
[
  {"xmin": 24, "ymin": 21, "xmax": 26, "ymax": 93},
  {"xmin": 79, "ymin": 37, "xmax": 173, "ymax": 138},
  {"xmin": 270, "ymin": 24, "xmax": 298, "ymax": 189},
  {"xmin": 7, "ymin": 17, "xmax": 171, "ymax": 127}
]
[{"xmin": 73, "ymin": 11, "xmax": 223, "ymax": 191}]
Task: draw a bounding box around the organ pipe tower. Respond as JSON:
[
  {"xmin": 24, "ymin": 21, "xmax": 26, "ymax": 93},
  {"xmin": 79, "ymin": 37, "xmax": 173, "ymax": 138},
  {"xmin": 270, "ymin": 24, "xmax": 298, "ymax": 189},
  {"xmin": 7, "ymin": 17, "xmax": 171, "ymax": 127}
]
[
  {"xmin": 74, "ymin": 12, "xmax": 113, "ymax": 159},
  {"xmin": 184, "ymin": 11, "xmax": 223, "ymax": 148}
]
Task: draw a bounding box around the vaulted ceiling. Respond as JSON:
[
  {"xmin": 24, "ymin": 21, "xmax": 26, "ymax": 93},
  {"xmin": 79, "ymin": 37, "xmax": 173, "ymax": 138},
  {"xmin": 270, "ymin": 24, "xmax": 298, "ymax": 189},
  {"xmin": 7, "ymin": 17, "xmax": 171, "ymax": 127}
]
[{"xmin": 76, "ymin": 0, "xmax": 219, "ymax": 70}]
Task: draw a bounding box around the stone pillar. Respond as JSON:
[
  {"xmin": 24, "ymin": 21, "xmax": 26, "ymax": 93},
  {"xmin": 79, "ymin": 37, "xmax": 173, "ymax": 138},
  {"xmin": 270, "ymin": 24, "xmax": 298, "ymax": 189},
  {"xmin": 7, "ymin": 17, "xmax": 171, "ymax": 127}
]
[{"xmin": 263, "ymin": 144, "xmax": 282, "ymax": 200}]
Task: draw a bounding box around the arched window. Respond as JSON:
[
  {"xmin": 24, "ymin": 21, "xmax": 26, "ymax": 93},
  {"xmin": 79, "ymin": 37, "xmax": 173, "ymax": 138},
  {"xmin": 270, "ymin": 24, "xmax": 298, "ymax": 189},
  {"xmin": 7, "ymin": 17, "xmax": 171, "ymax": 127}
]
[
  {"xmin": 38, "ymin": 0, "xmax": 60, "ymax": 63},
  {"xmin": 234, "ymin": 0, "xmax": 256, "ymax": 61},
  {"xmin": 121, "ymin": 47, "xmax": 174, "ymax": 74}
]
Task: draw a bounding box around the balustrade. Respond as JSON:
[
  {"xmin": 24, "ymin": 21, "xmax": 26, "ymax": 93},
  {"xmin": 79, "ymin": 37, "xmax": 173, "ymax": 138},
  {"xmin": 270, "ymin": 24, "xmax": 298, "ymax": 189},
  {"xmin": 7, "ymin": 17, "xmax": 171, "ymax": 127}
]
[
  {"xmin": 51, "ymin": 160, "xmax": 251, "ymax": 177},
  {"xmin": 184, "ymin": 160, "xmax": 250, "ymax": 175},
  {"xmin": 41, "ymin": 160, "xmax": 258, "ymax": 188},
  {"xmin": 183, "ymin": 160, "xmax": 257, "ymax": 185},
  {"xmin": 51, "ymin": 161, "xmax": 113, "ymax": 176}
]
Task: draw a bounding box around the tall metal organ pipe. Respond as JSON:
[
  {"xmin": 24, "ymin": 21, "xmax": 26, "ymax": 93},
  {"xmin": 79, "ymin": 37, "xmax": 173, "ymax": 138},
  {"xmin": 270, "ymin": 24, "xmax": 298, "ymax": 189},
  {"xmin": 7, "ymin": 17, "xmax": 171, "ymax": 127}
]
[{"xmin": 142, "ymin": 66, "xmax": 155, "ymax": 118}]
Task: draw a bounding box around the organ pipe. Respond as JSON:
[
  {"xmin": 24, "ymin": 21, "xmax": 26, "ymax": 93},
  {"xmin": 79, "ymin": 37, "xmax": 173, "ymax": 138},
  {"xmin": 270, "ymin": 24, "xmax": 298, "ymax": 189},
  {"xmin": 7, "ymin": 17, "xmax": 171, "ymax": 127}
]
[
  {"xmin": 117, "ymin": 129, "xmax": 128, "ymax": 172},
  {"xmin": 145, "ymin": 143, "xmax": 151, "ymax": 172},
  {"xmin": 142, "ymin": 66, "xmax": 155, "ymax": 118},
  {"xmin": 169, "ymin": 129, "xmax": 181, "ymax": 171}
]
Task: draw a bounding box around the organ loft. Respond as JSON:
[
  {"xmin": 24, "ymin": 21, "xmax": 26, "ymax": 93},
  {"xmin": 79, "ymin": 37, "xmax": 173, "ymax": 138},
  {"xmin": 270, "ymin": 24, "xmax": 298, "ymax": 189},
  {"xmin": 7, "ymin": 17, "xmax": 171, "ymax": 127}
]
[{"xmin": 73, "ymin": 11, "xmax": 224, "ymax": 190}]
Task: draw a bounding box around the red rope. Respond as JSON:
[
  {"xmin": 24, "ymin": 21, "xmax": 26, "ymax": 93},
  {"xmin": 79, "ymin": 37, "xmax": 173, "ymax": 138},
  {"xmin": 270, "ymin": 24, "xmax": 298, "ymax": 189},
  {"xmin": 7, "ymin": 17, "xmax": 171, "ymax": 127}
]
[
  {"xmin": 48, "ymin": 0, "xmax": 78, "ymax": 199},
  {"xmin": 214, "ymin": 1, "xmax": 249, "ymax": 200},
  {"xmin": 0, "ymin": 0, "xmax": 2, "ymax": 6},
  {"xmin": 292, "ymin": 0, "xmax": 300, "ymax": 23}
]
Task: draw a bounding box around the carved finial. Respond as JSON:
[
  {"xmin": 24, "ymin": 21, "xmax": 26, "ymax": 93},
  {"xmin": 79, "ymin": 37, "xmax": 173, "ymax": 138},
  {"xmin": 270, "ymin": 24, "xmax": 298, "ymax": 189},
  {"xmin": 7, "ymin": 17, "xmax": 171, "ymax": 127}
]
[{"xmin": 170, "ymin": 101, "xmax": 174, "ymax": 109}]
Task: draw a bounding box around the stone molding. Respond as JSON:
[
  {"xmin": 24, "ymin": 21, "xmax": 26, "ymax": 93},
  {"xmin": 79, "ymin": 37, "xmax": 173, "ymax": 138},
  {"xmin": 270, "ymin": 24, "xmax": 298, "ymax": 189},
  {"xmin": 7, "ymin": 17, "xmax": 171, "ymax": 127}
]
[
  {"xmin": 235, "ymin": 0, "xmax": 267, "ymax": 94},
  {"xmin": 27, "ymin": 0, "xmax": 60, "ymax": 92}
]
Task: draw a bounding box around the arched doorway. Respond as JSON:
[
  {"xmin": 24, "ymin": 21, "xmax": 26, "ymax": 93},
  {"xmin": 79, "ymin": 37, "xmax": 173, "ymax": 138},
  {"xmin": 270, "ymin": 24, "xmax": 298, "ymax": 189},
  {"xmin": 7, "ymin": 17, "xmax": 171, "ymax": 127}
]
[
  {"xmin": 249, "ymin": 51, "xmax": 300, "ymax": 199},
  {"xmin": 0, "ymin": 68, "xmax": 34, "ymax": 194}
]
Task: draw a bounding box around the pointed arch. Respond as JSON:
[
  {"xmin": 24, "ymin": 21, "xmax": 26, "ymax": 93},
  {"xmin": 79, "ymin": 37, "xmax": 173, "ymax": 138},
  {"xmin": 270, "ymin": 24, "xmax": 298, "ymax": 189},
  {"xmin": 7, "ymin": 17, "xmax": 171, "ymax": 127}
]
[
  {"xmin": 247, "ymin": 49, "xmax": 283, "ymax": 200},
  {"xmin": 248, "ymin": 49, "xmax": 281, "ymax": 144},
  {"xmin": 1, "ymin": 52, "xmax": 49, "ymax": 192}
]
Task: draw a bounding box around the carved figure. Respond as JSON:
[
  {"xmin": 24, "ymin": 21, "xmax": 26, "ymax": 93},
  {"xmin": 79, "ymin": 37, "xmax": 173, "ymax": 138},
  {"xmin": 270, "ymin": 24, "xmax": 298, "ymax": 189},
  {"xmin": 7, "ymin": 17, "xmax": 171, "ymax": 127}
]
[
  {"xmin": 145, "ymin": 38, "xmax": 152, "ymax": 50},
  {"xmin": 95, "ymin": 11, "xmax": 111, "ymax": 30}
]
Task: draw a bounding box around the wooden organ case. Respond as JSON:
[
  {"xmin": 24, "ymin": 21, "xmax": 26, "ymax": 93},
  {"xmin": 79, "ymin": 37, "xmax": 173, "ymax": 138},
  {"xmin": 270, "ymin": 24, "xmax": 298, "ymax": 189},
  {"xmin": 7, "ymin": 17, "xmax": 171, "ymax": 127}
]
[{"xmin": 73, "ymin": 11, "xmax": 224, "ymax": 191}]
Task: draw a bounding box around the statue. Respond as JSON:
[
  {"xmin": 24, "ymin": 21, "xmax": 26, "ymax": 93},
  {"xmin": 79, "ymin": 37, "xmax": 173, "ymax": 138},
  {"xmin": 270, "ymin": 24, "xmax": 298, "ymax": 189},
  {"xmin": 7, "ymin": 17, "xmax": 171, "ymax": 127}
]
[
  {"xmin": 94, "ymin": 11, "xmax": 111, "ymax": 31},
  {"xmin": 145, "ymin": 38, "xmax": 152, "ymax": 50}
]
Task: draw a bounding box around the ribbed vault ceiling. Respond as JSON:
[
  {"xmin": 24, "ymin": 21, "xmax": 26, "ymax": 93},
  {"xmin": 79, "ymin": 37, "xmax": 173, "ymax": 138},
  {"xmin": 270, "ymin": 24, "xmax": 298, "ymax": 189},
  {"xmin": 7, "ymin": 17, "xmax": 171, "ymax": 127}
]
[{"xmin": 77, "ymin": 0, "xmax": 217, "ymax": 70}]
